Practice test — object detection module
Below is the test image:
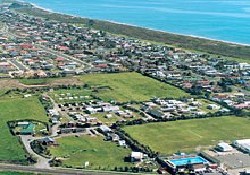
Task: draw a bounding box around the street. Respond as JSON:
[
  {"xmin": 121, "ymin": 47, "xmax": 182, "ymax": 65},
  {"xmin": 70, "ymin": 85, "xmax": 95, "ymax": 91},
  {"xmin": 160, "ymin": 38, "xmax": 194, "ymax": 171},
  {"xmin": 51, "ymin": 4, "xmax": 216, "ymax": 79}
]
[{"xmin": 0, "ymin": 163, "xmax": 141, "ymax": 175}]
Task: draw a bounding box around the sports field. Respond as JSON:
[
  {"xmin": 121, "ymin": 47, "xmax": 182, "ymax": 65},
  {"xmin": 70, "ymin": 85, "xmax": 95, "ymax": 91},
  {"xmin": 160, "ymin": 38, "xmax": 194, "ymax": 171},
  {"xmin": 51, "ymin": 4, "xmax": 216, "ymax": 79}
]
[
  {"xmin": 124, "ymin": 116, "xmax": 250, "ymax": 154},
  {"xmin": 80, "ymin": 72, "xmax": 188, "ymax": 102},
  {"xmin": 50, "ymin": 135, "xmax": 133, "ymax": 170},
  {"xmin": 0, "ymin": 97, "xmax": 48, "ymax": 161}
]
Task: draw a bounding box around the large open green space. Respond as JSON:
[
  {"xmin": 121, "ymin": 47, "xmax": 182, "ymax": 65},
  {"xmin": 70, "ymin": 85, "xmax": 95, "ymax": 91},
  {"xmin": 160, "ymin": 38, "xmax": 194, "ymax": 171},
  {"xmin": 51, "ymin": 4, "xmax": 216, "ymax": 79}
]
[
  {"xmin": 0, "ymin": 97, "xmax": 48, "ymax": 161},
  {"xmin": 18, "ymin": 72, "xmax": 188, "ymax": 102},
  {"xmin": 80, "ymin": 72, "xmax": 188, "ymax": 102},
  {"xmin": 50, "ymin": 135, "xmax": 133, "ymax": 170},
  {"xmin": 124, "ymin": 116, "xmax": 250, "ymax": 154}
]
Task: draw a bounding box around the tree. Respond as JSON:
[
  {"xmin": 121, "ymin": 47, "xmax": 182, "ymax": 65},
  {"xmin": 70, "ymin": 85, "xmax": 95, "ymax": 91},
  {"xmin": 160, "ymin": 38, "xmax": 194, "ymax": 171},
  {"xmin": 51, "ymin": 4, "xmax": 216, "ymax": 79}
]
[{"xmin": 88, "ymin": 20, "xmax": 94, "ymax": 29}]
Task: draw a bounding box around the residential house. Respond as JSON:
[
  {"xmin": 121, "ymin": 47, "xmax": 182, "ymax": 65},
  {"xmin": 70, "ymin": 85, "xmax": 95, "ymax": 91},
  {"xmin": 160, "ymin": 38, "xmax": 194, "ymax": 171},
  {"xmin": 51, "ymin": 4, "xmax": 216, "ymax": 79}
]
[{"xmin": 0, "ymin": 62, "xmax": 15, "ymax": 73}]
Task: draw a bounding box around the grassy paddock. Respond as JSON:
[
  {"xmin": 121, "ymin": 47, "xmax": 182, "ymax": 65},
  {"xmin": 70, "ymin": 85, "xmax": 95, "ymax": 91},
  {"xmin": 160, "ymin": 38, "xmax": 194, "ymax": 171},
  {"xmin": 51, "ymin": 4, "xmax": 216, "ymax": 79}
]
[
  {"xmin": 18, "ymin": 78, "xmax": 51, "ymax": 85},
  {"xmin": 17, "ymin": 76, "xmax": 82, "ymax": 85},
  {"xmin": 50, "ymin": 135, "xmax": 133, "ymax": 170},
  {"xmin": 0, "ymin": 97, "xmax": 48, "ymax": 161},
  {"xmin": 80, "ymin": 72, "xmax": 188, "ymax": 102},
  {"xmin": 124, "ymin": 116, "xmax": 250, "ymax": 154}
]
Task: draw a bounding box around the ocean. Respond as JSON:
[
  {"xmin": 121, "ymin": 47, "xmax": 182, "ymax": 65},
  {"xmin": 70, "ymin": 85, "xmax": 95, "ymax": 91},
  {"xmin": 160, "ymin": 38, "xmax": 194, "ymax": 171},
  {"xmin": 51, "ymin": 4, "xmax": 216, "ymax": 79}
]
[{"xmin": 21, "ymin": 0, "xmax": 250, "ymax": 45}]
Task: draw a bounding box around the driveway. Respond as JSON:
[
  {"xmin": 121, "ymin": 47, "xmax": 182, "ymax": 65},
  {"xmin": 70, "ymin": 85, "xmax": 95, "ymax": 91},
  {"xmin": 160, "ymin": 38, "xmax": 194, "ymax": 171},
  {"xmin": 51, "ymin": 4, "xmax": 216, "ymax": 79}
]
[{"xmin": 20, "ymin": 135, "xmax": 51, "ymax": 169}]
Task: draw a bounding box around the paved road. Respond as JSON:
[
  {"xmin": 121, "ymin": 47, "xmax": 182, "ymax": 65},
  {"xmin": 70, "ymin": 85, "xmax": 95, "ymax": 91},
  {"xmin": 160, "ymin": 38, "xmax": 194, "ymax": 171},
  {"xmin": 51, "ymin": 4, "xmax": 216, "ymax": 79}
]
[
  {"xmin": 36, "ymin": 44, "xmax": 93, "ymax": 70},
  {"xmin": 9, "ymin": 58, "xmax": 27, "ymax": 71},
  {"xmin": 44, "ymin": 93, "xmax": 73, "ymax": 122},
  {"xmin": 51, "ymin": 123, "xmax": 60, "ymax": 137},
  {"xmin": 5, "ymin": 24, "xmax": 93, "ymax": 71},
  {"xmin": 0, "ymin": 164, "xmax": 142, "ymax": 175}
]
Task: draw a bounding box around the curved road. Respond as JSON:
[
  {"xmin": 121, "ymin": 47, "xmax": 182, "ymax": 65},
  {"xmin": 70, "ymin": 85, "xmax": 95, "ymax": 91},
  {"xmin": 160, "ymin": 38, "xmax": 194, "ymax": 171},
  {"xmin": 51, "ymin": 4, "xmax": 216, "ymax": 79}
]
[{"xmin": 20, "ymin": 135, "xmax": 51, "ymax": 169}]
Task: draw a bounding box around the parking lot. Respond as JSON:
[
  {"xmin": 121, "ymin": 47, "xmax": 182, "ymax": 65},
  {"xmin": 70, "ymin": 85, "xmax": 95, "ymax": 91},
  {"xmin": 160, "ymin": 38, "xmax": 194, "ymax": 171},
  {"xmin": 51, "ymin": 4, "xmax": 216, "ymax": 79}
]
[{"xmin": 216, "ymin": 153, "xmax": 250, "ymax": 169}]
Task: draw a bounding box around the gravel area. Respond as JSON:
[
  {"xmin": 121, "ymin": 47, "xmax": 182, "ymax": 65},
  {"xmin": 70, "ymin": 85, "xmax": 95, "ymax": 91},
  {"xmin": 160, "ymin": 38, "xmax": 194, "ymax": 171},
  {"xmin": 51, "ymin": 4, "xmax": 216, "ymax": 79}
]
[{"xmin": 216, "ymin": 153, "xmax": 250, "ymax": 169}]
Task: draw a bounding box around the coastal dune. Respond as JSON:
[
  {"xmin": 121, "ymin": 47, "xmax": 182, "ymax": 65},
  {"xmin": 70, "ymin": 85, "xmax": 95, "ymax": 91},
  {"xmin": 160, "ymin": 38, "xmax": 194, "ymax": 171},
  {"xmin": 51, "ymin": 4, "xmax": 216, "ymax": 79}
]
[{"xmin": 10, "ymin": 1, "xmax": 250, "ymax": 60}]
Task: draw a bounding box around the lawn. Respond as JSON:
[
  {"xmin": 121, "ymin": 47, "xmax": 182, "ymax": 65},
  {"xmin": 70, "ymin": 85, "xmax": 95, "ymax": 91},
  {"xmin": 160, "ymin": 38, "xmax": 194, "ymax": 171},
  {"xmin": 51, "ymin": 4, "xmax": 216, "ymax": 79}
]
[
  {"xmin": 50, "ymin": 135, "xmax": 133, "ymax": 170},
  {"xmin": 0, "ymin": 97, "xmax": 48, "ymax": 161},
  {"xmin": 124, "ymin": 116, "xmax": 250, "ymax": 154},
  {"xmin": 18, "ymin": 76, "xmax": 80, "ymax": 85},
  {"xmin": 90, "ymin": 112, "xmax": 121, "ymax": 124},
  {"xmin": 199, "ymin": 99, "xmax": 221, "ymax": 113},
  {"xmin": 80, "ymin": 72, "xmax": 188, "ymax": 102},
  {"xmin": 18, "ymin": 78, "xmax": 51, "ymax": 85}
]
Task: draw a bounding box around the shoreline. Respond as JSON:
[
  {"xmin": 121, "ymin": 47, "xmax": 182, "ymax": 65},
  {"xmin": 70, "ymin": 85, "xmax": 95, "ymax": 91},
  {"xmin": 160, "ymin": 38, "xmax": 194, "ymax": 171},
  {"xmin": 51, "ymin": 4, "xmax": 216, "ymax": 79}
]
[
  {"xmin": 9, "ymin": 0, "xmax": 250, "ymax": 60},
  {"xmin": 98, "ymin": 18, "xmax": 250, "ymax": 47},
  {"xmin": 17, "ymin": 0, "xmax": 250, "ymax": 47},
  {"xmin": 16, "ymin": 0, "xmax": 53, "ymax": 12}
]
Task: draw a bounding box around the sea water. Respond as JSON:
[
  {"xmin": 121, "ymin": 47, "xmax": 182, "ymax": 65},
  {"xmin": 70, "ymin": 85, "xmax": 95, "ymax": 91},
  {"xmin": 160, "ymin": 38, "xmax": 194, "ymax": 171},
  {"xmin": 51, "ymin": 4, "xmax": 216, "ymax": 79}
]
[{"xmin": 22, "ymin": 0, "xmax": 250, "ymax": 44}]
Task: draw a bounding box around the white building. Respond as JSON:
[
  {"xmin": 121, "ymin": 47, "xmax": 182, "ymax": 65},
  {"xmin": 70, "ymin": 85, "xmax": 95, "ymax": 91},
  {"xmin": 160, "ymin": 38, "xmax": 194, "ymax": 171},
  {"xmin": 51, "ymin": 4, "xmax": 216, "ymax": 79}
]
[
  {"xmin": 99, "ymin": 125, "xmax": 111, "ymax": 133},
  {"xmin": 233, "ymin": 139, "xmax": 250, "ymax": 153},
  {"xmin": 239, "ymin": 63, "xmax": 250, "ymax": 71},
  {"xmin": 207, "ymin": 104, "xmax": 220, "ymax": 110},
  {"xmin": 102, "ymin": 105, "xmax": 119, "ymax": 112},
  {"xmin": 216, "ymin": 142, "xmax": 233, "ymax": 152},
  {"xmin": 131, "ymin": 152, "xmax": 144, "ymax": 162},
  {"xmin": 241, "ymin": 143, "xmax": 250, "ymax": 153}
]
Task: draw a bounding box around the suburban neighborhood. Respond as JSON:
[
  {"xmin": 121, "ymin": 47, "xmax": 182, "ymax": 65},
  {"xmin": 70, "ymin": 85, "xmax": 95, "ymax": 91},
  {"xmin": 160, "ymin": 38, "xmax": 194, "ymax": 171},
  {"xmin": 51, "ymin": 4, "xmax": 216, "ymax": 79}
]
[{"xmin": 0, "ymin": 2, "xmax": 250, "ymax": 175}]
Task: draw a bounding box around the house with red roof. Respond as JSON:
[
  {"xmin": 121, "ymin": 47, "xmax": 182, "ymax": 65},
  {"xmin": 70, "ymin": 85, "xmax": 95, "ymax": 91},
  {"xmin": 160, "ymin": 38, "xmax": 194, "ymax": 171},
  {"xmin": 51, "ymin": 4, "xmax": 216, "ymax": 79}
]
[
  {"xmin": 57, "ymin": 46, "xmax": 70, "ymax": 52},
  {"xmin": 0, "ymin": 62, "xmax": 15, "ymax": 73}
]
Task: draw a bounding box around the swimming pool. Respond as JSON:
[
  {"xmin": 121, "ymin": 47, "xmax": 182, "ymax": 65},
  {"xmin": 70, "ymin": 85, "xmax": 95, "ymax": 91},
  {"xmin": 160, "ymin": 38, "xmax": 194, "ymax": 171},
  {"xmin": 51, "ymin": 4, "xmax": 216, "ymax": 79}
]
[{"xmin": 168, "ymin": 156, "xmax": 209, "ymax": 167}]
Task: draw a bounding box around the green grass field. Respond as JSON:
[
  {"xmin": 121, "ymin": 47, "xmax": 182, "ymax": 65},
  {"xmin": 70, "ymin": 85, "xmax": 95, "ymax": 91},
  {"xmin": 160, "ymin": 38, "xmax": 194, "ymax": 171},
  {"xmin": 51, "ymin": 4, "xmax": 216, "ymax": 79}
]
[
  {"xmin": 198, "ymin": 99, "xmax": 221, "ymax": 113},
  {"xmin": 19, "ymin": 73, "xmax": 188, "ymax": 102},
  {"xmin": 80, "ymin": 72, "xmax": 188, "ymax": 102},
  {"xmin": 18, "ymin": 78, "xmax": 51, "ymax": 85},
  {"xmin": 0, "ymin": 97, "xmax": 48, "ymax": 161},
  {"xmin": 124, "ymin": 116, "xmax": 250, "ymax": 154},
  {"xmin": 50, "ymin": 135, "xmax": 133, "ymax": 170},
  {"xmin": 0, "ymin": 172, "xmax": 36, "ymax": 175},
  {"xmin": 18, "ymin": 77, "xmax": 79, "ymax": 85},
  {"xmin": 91, "ymin": 112, "xmax": 122, "ymax": 124}
]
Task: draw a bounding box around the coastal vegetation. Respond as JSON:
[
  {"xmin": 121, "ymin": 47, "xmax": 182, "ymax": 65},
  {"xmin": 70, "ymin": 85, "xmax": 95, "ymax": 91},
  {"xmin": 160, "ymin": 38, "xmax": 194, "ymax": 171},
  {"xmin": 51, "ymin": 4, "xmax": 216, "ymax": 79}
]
[
  {"xmin": 12, "ymin": 3, "xmax": 250, "ymax": 61},
  {"xmin": 123, "ymin": 116, "xmax": 250, "ymax": 154}
]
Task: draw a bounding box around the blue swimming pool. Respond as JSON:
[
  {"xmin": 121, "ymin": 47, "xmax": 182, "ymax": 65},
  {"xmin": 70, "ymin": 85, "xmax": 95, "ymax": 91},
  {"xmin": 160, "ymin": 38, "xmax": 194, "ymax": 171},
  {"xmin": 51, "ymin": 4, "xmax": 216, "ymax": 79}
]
[{"xmin": 168, "ymin": 156, "xmax": 209, "ymax": 166}]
